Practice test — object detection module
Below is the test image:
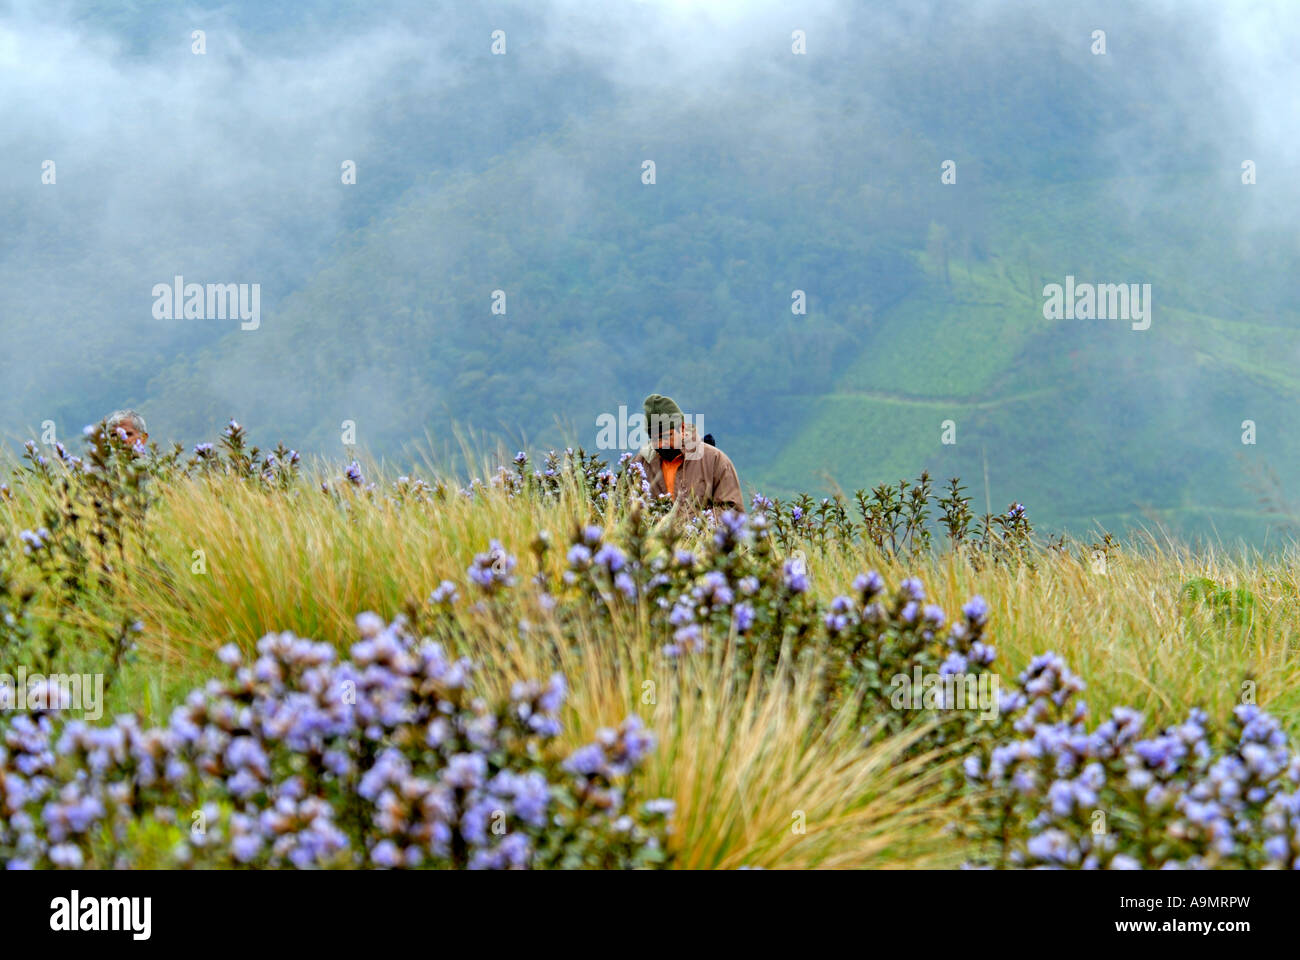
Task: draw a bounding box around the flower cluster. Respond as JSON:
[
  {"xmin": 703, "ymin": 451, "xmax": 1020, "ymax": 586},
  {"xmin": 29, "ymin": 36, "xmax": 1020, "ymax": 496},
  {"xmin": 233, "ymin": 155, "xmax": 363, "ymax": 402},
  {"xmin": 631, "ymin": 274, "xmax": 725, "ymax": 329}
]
[
  {"xmin": 963, "ymin": 651, "xmax": 1300, "ymax": 869},
  {"xmin": 468, "ymin": 541, "xmax": 517, "ymax": 592},
  {"xmin": 808, "ymin": 572, "xmax": 1000, "ymax": 746},
  {"xmin": 757, "ymin": 474, "xmax": 1037, "ymax": 566},
  {"xmin": 0, "ymin": 614, "xmax": 671, "ymax": 870},
  {"xmin": 454, "ymin": 448, "xmax": 626, "ymax": 508},
  {"xmin": 488, "ymin": 510, "xmax": 997, "ymax": 745}
]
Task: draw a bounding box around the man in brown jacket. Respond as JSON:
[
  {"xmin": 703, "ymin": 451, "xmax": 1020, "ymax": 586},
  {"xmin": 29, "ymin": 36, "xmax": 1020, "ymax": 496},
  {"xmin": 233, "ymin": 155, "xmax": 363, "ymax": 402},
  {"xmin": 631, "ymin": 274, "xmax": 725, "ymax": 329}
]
[{"xmin": 630, "ymin": 393, "xmax": 743, "ymax": 512}]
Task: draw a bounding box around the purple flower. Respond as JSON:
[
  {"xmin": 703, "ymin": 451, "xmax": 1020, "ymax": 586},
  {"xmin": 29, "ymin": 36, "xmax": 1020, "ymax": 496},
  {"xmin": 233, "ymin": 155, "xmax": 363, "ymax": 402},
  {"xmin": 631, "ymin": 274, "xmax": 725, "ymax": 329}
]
[
  {"xmin": 232, "ymin": 834, "xmax": 264, "ymax": 864},
  {"xmin": 48, "ymin": 844, "xmax": 84, "ymax": 869},
  {"xmin": 853, "ymin": 571, "xmax": 884, "ymax": 598},
  {"xmin": 939, "ymin": 653, "xmax": 968, "ymax": 676},
  {"xmin": 429, "ymin": 580, "xmax": 459, "ymax": 605},
  {"xmin": 593, "ymin": 543, "xmax": 627, "ymax": 573},
  {"xmin": 370, "ymin": 839, "xmax": 401, "ymax": 867},
  {"xmin": 468, "ymin": 541, "xmax": 517, "ymax": 590},
  {"xmin": 900, "ymin": 577, "xmax": 925, "ymax": 601},
  {"xmin": 444, "ymin": 753, "xmax": 487, "ymax": 790},
  {"xmin": 672, "ymin": 623, "xmax": 705, "ymax": 653},
  {"xmin": 962, "ymin": 596, "xmax": 990, "ymax": 625},
  {"xmin": 698, "ymin": 571, "xmax": 734, "ymax": 607},
  {"xmin": 645, "ymin": 798, "xmax": 675, "ymax": 817},
  {"xmin": 565, "ymin": 744, "xmax": 606, "ymax": 777},
  {"xmin": 733, "ymin": 602, "xmax": 756, "ymax": 632}
]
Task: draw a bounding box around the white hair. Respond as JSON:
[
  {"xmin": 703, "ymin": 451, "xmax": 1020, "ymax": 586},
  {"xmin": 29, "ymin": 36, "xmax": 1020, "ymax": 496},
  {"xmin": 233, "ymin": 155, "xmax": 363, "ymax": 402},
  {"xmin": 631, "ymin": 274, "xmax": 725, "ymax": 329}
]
[{"xmin": 106, "ymin": 409, "xmax": 147, "ymax": 434}]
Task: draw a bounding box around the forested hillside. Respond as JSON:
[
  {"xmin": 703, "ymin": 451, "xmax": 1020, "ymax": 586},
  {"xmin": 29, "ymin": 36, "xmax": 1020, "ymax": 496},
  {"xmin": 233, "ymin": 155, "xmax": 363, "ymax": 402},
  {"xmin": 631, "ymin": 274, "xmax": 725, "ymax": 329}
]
[{"xmin": 4, "ymin": 0, "xmax": 1300, "ymax": 540}]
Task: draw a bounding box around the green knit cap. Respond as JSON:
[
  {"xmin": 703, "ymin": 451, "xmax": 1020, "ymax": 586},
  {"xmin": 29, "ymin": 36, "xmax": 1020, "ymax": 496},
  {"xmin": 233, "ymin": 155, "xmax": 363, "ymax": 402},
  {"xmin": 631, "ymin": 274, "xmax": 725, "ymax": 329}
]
[{"xmin": 643, "ymin": 393, "xmax": 684, "ymax": 438}]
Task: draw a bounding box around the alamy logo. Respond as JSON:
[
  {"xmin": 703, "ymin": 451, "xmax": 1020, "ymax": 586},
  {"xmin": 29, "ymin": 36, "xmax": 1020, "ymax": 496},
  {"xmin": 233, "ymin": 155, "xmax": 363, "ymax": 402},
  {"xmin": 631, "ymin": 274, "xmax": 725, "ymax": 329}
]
[
  {"xmin": 0, "ymin": 668, "xmax": 103, "ymax": 720},
  {"xmin": 50, "ymin": 890, "xmax": 151, "ymax": 940},
  {"xmin": 595, "ymin": 405, "xmax": 707, "ymax": 460},
  {"xmin": 889, "ymin": 667, "xmax": 999, "ymax": 721},
  {"xmin": 152, "ymin": 275, "xmax": 260, "ymax": 330},
  {"xmin": 1042, "ymin": 275, "xmax": 1151, "ymax": 330}
]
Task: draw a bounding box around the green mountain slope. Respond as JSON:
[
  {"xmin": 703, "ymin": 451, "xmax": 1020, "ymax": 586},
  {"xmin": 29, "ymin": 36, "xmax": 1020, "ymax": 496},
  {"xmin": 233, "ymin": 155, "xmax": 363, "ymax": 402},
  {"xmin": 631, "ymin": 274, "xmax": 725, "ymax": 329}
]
[{"xmin": 7, "ymin": 1, "xmax": 1300, "ymax": 544}]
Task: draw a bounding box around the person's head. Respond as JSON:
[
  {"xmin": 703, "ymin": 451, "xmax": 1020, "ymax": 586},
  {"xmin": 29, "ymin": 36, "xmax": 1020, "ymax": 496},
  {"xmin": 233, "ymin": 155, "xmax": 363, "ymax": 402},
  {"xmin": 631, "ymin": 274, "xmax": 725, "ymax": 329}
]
[
  {"xmin": 106, "ymin": 410, "xmax": 148, "ymax": 448},
  {"xmin": 643, "ymin": 393, "xmax": 685, "ymax": 457}
]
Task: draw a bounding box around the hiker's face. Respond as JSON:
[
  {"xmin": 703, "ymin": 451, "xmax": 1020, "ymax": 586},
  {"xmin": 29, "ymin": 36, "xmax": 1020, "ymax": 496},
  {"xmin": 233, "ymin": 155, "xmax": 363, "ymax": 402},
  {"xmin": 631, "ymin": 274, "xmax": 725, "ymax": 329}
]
[
  {"xmin": 113, "ymin": 423, "xmax": 147, "ymax": 447},
  {"xmin": 654, "ymin": 425, "xmax": 682, "ymax": 449}
]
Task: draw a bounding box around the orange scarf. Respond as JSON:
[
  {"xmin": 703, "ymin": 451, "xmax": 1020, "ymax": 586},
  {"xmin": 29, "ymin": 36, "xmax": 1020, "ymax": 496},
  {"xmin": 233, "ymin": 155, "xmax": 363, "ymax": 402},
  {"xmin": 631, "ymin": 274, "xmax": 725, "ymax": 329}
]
[{"xmin": 661, "ymin": 454, "xmax": 683, "ymax": 496}]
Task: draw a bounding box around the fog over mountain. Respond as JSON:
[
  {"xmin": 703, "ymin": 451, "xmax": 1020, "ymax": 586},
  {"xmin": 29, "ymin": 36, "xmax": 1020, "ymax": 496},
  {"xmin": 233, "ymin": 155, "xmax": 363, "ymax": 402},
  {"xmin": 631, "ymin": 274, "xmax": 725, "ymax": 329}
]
[{"xmin": 4, "ymin": 0, "xmax": 1300, "ymax": 541}]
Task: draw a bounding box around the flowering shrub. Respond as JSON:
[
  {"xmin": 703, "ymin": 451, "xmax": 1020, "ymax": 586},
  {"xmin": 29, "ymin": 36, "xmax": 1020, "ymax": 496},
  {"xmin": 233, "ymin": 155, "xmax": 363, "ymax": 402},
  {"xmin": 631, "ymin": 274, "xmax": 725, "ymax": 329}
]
[
  {"xmin": 451, "ymin": 447, "xmax": 636, "ymax": 512},
  {"xmin": 763, "ymin": 473, "xmax": 1035, "ymax": 566},
  {"xmin": 962, "ymin": 651, "xmax": 1300, "ymax": 869},
  {"xmin": 449, "ymin": 511, "xmax": 999, "ymax": 755},
  {"xmin": 8, "ymin": 423, "xmax": 154, "ymax": 683},
  {"xmin": 0, "ymin": 531, "xmax": 38, "ymax": 664},
  {"xmin": 817, "ymin": 576, "xmax": 999, "ymax": 747},
  {"xmin": 0, "ymin": 614, "xmax": 672, "ymax": 869},
  {"xmin": 517, "ymin": 506, "xmax": 818, "ymax": 672}
]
